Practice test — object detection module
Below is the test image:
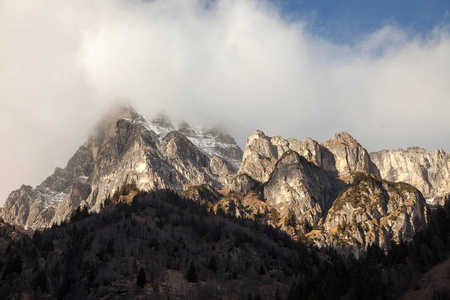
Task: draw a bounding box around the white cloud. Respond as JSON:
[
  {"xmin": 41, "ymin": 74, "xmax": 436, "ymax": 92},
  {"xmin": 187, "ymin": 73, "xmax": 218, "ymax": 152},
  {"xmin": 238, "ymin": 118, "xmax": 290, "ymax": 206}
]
[{"xmin": 1, "ymin": 0, "xmax": 449, "ymax": 204}]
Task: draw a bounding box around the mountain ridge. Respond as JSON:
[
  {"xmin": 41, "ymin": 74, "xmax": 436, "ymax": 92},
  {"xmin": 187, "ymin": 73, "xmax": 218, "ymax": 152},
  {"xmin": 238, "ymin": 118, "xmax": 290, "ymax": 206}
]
[
  {"xmin": 1, "ymin": 105, "xmax": 243, "ymax": 228},
  {"xmin": 1, "ymin": 105, "xmax": 448, "ymax": 254}
]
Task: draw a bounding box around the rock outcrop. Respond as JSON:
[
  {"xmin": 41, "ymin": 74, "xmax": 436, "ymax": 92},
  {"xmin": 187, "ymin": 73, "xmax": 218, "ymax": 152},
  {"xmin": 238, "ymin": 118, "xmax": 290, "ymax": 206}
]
[
  {"xmin": 1, "ymin": 105, "xmax": 243, "ymax": 228},
  {"xmin": 233, "ymin": 130, "xmax": 428, "ymax": 252},
  {"xmin": 323, "ymin": 172, "xmax": 427, "ymax": 250},
  {"xmin": 264, "ymin": 151, "xmax": 345, "ymax": 224},
  {"xmin": 323, "ymin": 132, "xmax": 380, "ymax": 180},
  {"xmin": 1, "ymin": 108, "xmax": 439, "ymax": 255},
  {"xmin": 238, "ymin": 130, "xmax": 379, "ymax": 184},
  {"xmin": 371, "ymin": 148, "xmax": 450, "ymax": 201},
  {"xmin": 229, "ymin": 173, "xmax": 259, "ymax": 194}
]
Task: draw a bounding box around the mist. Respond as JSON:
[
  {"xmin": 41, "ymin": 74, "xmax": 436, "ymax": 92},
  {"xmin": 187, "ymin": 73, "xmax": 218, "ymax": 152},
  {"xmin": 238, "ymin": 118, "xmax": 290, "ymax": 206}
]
[{"xmin": 1, "ymin": 0, "xmax": 450, "ymax": 205}]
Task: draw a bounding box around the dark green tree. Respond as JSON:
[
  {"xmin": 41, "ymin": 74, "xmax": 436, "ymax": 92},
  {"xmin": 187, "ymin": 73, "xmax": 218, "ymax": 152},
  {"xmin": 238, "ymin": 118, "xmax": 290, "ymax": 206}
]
[
  {"xmin": 2, "ymin": 252, "xmax": 22, "ymax": 278},
  {"xmin": 274, "ymin": 288, "xmax": 281, "ymax": 300},
  {"xmin": 187, "ymin": 262, "xmax": 198, "ymax": 282},
  {"xmin": 284, "ymin": 210, "xmax": 297, "ymax": 227},
  {"xmin": 270, "ymin": 209, "xmax": 280, "ymax": 224},
  {"xmin": 136, "ymin": 267, "xmax": 147, "ymax": 287},
  {"xmin": 32, "ymin": 269, "xmax": 48, "ymax": 293},
  {"xmin": 208, "ymin": 254, "xmax": 217, "ymax": 272}
]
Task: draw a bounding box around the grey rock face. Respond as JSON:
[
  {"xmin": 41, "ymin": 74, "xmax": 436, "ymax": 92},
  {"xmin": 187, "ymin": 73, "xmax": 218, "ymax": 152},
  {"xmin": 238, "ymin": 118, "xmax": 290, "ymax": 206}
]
[
  {"xmin": 238, "ymin": 130, "xmax": 379, "ymax": 184},
  {"xmin": 236, "ymin": 130, "xmax": 428, "ymax": 252},
  {"xmin": 1, "ymin": 142, "xmax": 94, "ymax": 229},
  {"xmin": 323, "ymin": 172, "xmax": 427, "ymax": 250},
  {"xmin": 371, "ymin": 147, "xmax": 450, "ymax": 200},
  {"xmin": 263, "ymin": 151, "xmax": 345, "ymax": 224},
  {"xmin": 230, "ymin": 173, "xmax": 259, "ymax": 194},
  {"xmin": 322, "ymin": 132, "xmax": 381, "ymax": 180},
  {"xmin": 1, "ymin": 105, "xmax": 243, "ymax": 228}
]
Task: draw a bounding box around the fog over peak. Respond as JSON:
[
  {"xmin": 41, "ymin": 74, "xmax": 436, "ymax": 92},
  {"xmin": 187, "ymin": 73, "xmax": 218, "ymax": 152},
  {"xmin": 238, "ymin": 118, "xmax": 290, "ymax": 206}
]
[{"xmin": 1, "ymin": 0, "xmax": 449, "ymax": 205}]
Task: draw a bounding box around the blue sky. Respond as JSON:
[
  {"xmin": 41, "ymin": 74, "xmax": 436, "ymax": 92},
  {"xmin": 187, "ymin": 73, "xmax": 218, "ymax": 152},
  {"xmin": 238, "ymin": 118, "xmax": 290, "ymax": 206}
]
[{"xmin": 272, "ymin": 0, "xmax": 450, "ymax": 44}]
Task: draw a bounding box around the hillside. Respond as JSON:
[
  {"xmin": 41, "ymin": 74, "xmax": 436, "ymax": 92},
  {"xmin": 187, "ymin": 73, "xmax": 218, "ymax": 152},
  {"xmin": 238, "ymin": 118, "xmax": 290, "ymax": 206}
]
[{"xmin": 1, "ymin": 187, "xmax": 450, "ymax": 299}]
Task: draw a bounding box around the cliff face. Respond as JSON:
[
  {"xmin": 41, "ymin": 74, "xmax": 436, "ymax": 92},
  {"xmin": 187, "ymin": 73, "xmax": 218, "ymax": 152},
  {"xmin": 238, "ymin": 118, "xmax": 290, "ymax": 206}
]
[
  {"xmin": 1, "ymin": 145, "xmax": 94, "ymax": 229},
  {"xmin": 323, "ymin": 172, "xmax": 427, "ymax": 250},
  {"xmin": 233, "ymin": 131, "xmax": 428, "ymax": 252},
  {"xmin": 1, "ymin": 108, "xmax": 441, "ymax": 254},
  {"xmin": 238, "ymin": 130, "xmax": 379, "ymax": 184},
  {"xmin": 371, "ymin": 148, "xmax": 450, "ymax": 201},
  {"xmin": 1, "ymin": 106, "xmax": 243, "ymax": 228},
  {"xmin": 263, "ymin": 151, "xmax": 345, "ymax": 224},
  {"xmin": 322, "ymin": 132, "xmax": 381, "ymax": 180}
]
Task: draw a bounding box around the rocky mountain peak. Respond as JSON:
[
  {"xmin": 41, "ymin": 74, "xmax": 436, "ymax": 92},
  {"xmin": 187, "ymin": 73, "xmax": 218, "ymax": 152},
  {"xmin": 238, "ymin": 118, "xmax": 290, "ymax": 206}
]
[
  {"xmin": 1, "ymin": 105, "xmax": 243, "ymax": 228},
  {"xmin": 238, "ymin": 130, "xmax": 380, "ymax": 184},
  {"xmin": 323, "ymin": 171, "xmax": 427, "ymax": 250},
  {"xmin": 322, "ymin": 132, "xmax": 380, "ymax": 180},
  {"xmin": 371, "ymin": 147, "xmax": 450, "ymax": 200},
  {"xmin": 1, "ymin": 106, "xmax": 445, "ymax": 257},
  {"xmin": 102, "ymin": 104, "xmax": 139, "ymax": 127},
  {"xmin": 152, "ymin": 113, "xmax": 173, "ymax": 128},
  {"xmin": 264, "ymin": 149, "xmax": 344, "ymax": 225},
  {"xmin": 326, "ymin": 132, "xmax": 357, "ymax": 144},
  {"xmin": 246, "ymin": 129, "xmax": 268, "ymax": 145}
]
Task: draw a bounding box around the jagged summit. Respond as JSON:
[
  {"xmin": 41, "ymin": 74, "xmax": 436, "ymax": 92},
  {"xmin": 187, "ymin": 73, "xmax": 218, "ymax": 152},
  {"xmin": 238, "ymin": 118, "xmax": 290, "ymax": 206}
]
[
  {"xmin": 371, "ymin": 146, "xmax": 450, "ymax": 200},
  {"xmin": 325, "ymin": 132, "xmax": 359, "ymax": 145},
  {"xmin": 1, "ymin": 104, "xmax": 448, "ymax": 255},
  {"xmin": 238, "ymin": 130, "xmax": 379, "ymax": 183},
  {"xmin": 1, "ymin": 105, "xmax": 243, "ymax": 228}
]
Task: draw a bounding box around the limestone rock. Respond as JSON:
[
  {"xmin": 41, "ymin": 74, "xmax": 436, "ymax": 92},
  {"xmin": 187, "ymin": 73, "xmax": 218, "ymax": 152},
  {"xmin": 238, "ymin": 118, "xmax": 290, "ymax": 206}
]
[
  {"xmin": 1, "ymin": 105, "xmax": 242, "ymax": 228},
  {"xmin": 238, "ymin": 130, "xmax": 279, "ymax": 183},
  {"xmin": 263, "ymin": 151, "xmax": 345, "ymax": 224},
  {"xmin": 230, "ymin": 173, "xmax": 259, "ymax": 194},
  {"xmin": 324, "ymin": 172, "xmax": 427, "ymax": 250},
  {"xmin": 238, "ymin": 130, "xmax": 379, "ymax": 184},
  {"xmin": 322, "ymin": 132, "xmax": 380, "ymax": 180},
  {"xmin": 371, "ymin": 147, "xmax": 450, "ymax": 200}
]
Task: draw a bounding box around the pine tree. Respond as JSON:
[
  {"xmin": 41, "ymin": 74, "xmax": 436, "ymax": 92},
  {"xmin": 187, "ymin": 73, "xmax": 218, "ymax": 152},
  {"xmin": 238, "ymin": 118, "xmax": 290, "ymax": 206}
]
[
  {"xmin": 187, "ymin": 262, "xmax": 198, "ymax": 282},
  {"xmin": 208, "ymin": 254, "xmax": 217, "ymax": 272},
  {"xmin": 274, "ymin": 288, "xmax": 281, "ymax": 300},
  {"xmin": 136, "ymin": 267, "xmax": 146, "ymax": 287},
  {"xmin": 270, "ymin": 209, "xmax": 280, "ymax": 224}
]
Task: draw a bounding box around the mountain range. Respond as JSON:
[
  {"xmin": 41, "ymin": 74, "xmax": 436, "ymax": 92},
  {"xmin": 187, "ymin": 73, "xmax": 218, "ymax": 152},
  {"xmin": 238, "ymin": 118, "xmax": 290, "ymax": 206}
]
[{"xmin": 1, "ymin": 105, "xmax": 449, "ymax": 253}]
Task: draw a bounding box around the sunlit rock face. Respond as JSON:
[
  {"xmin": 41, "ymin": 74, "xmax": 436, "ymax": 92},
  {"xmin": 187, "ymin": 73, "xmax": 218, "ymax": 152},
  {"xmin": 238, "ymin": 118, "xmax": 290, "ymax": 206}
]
[
  {"xmin": 236, "ymin": 130, "xmax": 429, "ymax": 252},
  {"xmin": 263, "ymin": 150, "xmax": 345, "ymax": 224},
  {"xmin": 238, "ymin": 130, "xmax": 380, "ymax": 184},
  {"xmin": 1, "ymin": 105, "xmax": 243, "ymax": 228},
  {"xmin": 371, "ymin": 147, "xmax": 450, "ymax": 201},
  {"xmin": 323, "ymin": 172, "xmax": 427, "ymax": 251},
  {"xmin": 322, "ymin": 132, "xmax": 381, "ymax": 180}
]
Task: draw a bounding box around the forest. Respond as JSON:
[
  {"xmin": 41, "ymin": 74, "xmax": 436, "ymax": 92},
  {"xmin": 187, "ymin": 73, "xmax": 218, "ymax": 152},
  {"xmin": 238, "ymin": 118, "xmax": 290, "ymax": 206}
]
[{"xmin": 0, "ymin": 187, "xmax": 449, "ymax": 299}]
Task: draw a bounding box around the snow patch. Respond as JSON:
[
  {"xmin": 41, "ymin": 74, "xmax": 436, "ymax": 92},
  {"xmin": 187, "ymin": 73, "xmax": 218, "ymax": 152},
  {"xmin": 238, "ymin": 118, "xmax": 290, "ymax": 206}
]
[{"xmin": 122, "ymin": 115, "xmax": 241, "ymax": 170}]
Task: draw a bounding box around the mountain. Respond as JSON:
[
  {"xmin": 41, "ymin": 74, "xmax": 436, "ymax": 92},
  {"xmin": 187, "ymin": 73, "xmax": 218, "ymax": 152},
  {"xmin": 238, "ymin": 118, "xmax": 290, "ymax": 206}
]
[
  {"xmin": 371, "ymin": 147, "xmax": 450, "ymax": 203},
  {"xmin": 0, "ymin": 190, "xmax": 315, "ymax": 299},
  {"xmin": 323, "ymin": 172, "xmax": 426, "ymax": 250},
  {"xmin": 1, "ymin": 105, "xmax": 446, "ymax": 255},
  {"xmin": 263, "ymin": 150, "xmax": 344, "ymax": 225},
  {"xmin": 1, "ymin": 185, "xmax": 448, "ymax": 299},
  {"xmin": 1, "ymin": 105, "xmax": 243, "ymax": 229},
  {"xmin": 231, "ymin": 130, "xmax": 427, "ymax": 253},
  {"xmin": 237, "ymin": 130, "xmax": 379, "ymax": 184},
  {"xmin": 2, "ymin": 105, "xmax": 450, "ymax": 299}
]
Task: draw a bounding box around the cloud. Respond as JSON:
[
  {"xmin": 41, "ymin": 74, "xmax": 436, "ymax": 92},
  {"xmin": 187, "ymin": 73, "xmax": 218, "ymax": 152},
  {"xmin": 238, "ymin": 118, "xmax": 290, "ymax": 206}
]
[{"xmin": 1, "ymin": 0, "xmax": 449, "ymax": 204}]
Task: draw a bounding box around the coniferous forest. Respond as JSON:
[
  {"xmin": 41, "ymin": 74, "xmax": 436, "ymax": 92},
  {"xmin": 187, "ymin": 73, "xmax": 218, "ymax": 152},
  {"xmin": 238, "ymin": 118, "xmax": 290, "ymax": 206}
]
[{"xmin": 0, "ymin": 188, "xmax": 450, "ymax": 299}]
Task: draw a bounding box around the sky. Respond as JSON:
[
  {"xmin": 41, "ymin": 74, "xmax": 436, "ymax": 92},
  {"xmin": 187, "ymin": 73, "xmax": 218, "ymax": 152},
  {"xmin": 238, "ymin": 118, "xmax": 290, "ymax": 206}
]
[{"xmin": 1, "ymin": 0, "xmax": 450, "ymax": 205}]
